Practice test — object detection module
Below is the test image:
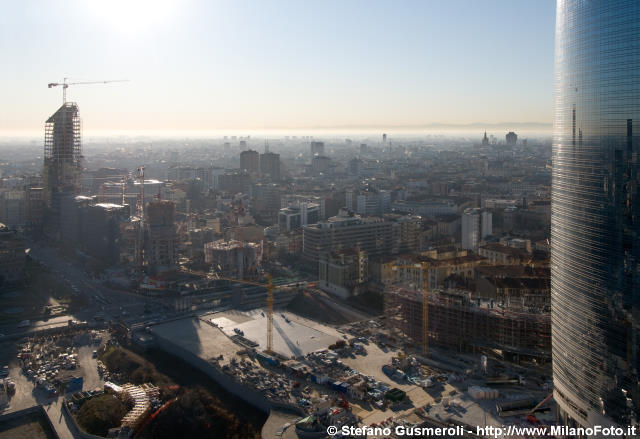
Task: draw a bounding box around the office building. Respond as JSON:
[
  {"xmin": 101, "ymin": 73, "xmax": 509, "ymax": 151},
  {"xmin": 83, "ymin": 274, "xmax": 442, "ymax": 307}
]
[
  {"xmin": 303, "ymin": 209, "xmax": 393, "ymax": 263},
  {"xmin": 260, "ymin": 151, "xmax": 281, "ymax": 181},
  {"xmin": 461, "ymin": 208, "xmax": 492, "ymax": 250},
  {"xmin": 505, "ymin": 131, "xmax": 517, "ymax": 146},
  {"xmin": 278, "ymin": 202, "xmax": 320, "ymax": 232},
  {"xmin": 346, "ymin": 189, "xmax": 391, "ymax": 216},
  {"xmin": 281, "ymin": 194, "xmax": 326, "ymax": 219},
  {"xmin": 310, "ymin": 141, "xmax": 325, "ymax": 156},
  {"xmin": 240, "ymin": 149, "xmax": 260, "ymax": 175},
  {"xmin": 43, "ymin": 102, "xmax": 82, "ymax": 231},
  {"xmin": 311, "ymin": 155, "xmax": 331, "ymax": 173},
  {"xmin": 552, "ymin": 0, "xmax": 640, "ymax": 428}
]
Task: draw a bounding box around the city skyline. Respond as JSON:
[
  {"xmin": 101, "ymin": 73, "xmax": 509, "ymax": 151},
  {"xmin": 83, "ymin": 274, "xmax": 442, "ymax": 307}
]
[{"xmin": 1, "ymin": 0, "xmax": 555, "ymax": 136}]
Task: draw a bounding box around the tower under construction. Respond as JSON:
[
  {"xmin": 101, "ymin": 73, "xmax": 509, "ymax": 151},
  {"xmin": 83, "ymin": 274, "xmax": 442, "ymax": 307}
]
[{"xmin": 43, "ymin": 102, "xmax": 82, "ymax": 232}]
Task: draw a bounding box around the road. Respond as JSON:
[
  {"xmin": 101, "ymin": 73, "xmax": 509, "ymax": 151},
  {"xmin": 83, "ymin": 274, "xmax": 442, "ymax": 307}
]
[
  {"xmin": 2, "ymin": 244, "xmax": 308, "ymax": 339},
  {"xmin": 0, "ymin": 245, "xmax": 164, "ymax": 337}
]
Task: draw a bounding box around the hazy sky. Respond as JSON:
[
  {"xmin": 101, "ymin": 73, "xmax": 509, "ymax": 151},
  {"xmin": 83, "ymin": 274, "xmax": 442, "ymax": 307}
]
[{"xmin": 0, "ymin": 0, "xmax": 556, "ymax": 135}]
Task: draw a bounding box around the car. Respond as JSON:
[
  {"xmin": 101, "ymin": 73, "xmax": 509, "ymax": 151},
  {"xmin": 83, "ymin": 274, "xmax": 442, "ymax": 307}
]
[{"xmin": 92, "ymin": 351, "xmax": 98, "ymax": 358}]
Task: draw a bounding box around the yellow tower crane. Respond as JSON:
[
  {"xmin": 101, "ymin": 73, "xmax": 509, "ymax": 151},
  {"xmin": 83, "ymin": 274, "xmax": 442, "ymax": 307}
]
[
  {"xmin": 392, "ymin": 264, "xmax": 429, "ymax": 356},
  {"xmin": 48, "ymin": 78, "xmax": 129, "ymax": 104}
]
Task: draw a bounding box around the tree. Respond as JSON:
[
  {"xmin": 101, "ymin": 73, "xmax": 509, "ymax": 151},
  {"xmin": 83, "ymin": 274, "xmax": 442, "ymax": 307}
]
[{"xmin": 76, "ymin": 394, "xmax": 128, "ymax": 437}]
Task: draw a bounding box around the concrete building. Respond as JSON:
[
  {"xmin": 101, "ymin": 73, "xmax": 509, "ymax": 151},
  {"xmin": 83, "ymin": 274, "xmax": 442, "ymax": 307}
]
[
  {"xmin": 204, "ymin": 239, "xmax": 261, "ymax": 279},
  {"xmin": 388, "ymin": 214, "xmax": 421, "ymax": 254},
  {"xmin": 218, "ymin": 171, "xmax": 251, "ymax": 194},
  {"xmin": 478, "ymin": 243, "xmax": 529, "ymax": 265},
  {"xmin": 311, "ymin": 155, "xmax": 331, "ymax": 174},
  {"xmin": 43, "ymin": 102, "xmax": 82, "ymax": 232},
  {"xmin": 240, "ymin": 149, "xmax": 260, "ymax": 175},
  {"xmin": 0, "ymin": 223, "xmax": 25, "ymax": 285},
  {"xmin": 395, "ymin": 250, "xmax": 486, "ymax": 290},
  {"xmin": 386, "ymin": 288, "xmax": 550, "ymax": 363},
  {"xmin": 302, "ymin": 209, "xmax": 393, "ymax": 264},
  {"xmin": 259, "ymin": 152, "xmax": 281, "ymax": 181},
  {"xmin": 0, "ymin": 189, "xmax": 25, "ymax": 228},
  {"xmin": 505, "ymin": 131, "xmax": 517, "ymax": 145},
  {"xmin": 278, "ymin": 202, "xmax": 320, "ymax": 232},
  {"xmin": 84, "ymin": 203, "xmax": 129, "ymax": 266},
  {"xmin": 25, "ymin": 186, "xmax": 45, "ymax": 235},
  {"xmin": 318, "ymin": 249, "xmax": 368, "ymax": 299},
  {"xmin": 310, "ymin": 141, "xmax": 325, "ymax": 156},
  {"xmin": 281, "ymin": 194, "xmax": 326, "ymax": 219},
  {"xmin": 252, "ymin": 183, "xmax": 282, "ymax": 223},
  {"xmin": 461, "ymin": 208, "xmax": 492, "ymax": 250},
  {"xmin": 476, "ymin": 276, "xmax": 550, "ymax": 312},
  {"xmin": 391, "ymin": 199, "xmax": 472, "ymax": 217},
  {"xmin": 346, "ymin": 189, "xmax": 391, "ymax": 216},
  {"xmin": 348, "ymin": 158, "xmax": 362, "ymax": 176},
  {"xmin": 145, "ymin": 200, "xmax": 178, "ymax": 273}
]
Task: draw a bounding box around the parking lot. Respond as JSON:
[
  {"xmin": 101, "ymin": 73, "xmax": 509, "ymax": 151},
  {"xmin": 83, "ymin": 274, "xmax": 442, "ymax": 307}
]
[{"xmin": 1, "ymin": 329, "xmax": 109, "ymax": 439}]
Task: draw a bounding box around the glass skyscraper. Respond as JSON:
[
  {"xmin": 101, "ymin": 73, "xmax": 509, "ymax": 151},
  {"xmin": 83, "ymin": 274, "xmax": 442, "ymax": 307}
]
[{"xmin": 552, "ymin": 0, "xmax": 640, "ymax": 429}]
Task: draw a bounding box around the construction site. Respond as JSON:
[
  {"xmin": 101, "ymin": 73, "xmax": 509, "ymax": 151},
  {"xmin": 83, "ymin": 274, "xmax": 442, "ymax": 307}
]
[{"xmin": 384, "ymin": 287, "xmax": 551, "ymax": 364}]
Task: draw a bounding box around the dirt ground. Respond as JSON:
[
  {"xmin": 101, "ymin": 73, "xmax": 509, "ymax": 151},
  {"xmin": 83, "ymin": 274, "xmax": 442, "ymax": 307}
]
[{"xmin": 0, "ymin": 413, "xmax": 57, "ymax": 439}]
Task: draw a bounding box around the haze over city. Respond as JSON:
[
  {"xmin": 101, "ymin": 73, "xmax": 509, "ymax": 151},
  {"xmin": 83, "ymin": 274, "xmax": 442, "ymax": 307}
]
[
  {"xmin": 1, "ymin": 0, "xmax": 555, "ymax": 136},
  {"xmin": 1, "ymin": 1, "xmax": 640, "ymax": 439}
]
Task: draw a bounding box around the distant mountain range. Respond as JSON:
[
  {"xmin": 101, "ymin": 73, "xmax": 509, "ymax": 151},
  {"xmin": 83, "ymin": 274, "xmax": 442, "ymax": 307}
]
[{"xmin": 304, "ymin": 122, "xmax": 552, "ymax": 131}]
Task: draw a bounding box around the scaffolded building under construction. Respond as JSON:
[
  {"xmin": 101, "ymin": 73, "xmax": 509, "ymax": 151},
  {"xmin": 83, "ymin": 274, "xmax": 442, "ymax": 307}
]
[
  {"xmin": 43, "ymin": 102, "xmax": 82, "ymax": 230},
  {"xmin": 385, "ymin": 287, "xmax": 551, "ymax": 363}
]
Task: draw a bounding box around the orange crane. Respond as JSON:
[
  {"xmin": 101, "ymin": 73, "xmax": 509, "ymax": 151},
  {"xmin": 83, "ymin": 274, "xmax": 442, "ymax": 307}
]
[
  {"xmin": 48, "ymin": 78, "xmax": 129, "ymax": 103},
  {"xmin": 392, "ymin": 264, "xmax": 429, "ymax": 356}
]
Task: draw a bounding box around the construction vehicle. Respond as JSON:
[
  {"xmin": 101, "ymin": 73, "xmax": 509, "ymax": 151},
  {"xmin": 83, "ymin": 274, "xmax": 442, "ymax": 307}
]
[{"xmin": 48, "ymin": 78, "xmax": 128, "ymax": 104}]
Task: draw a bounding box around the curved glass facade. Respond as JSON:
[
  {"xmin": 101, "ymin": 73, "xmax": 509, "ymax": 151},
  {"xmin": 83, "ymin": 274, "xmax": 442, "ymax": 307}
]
[{"xmin": 552, "ymin": 0, "xmax": 640, "ymax": 428}]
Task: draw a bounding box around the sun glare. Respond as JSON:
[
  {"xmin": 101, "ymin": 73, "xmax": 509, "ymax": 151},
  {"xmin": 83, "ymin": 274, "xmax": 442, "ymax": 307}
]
[{"xmin": 89, "ymin": 0, "xmax": 175, "ymax": 36}]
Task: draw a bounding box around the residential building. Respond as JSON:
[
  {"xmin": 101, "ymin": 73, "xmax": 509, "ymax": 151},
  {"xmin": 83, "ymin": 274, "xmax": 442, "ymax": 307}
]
[
  {"xmin": 318, "ymin": 249, "xmax": 368, "ymax": 298},
  {"xmin": 478, "ymin": 243, "xmax": 528, "ymax": 265}
]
